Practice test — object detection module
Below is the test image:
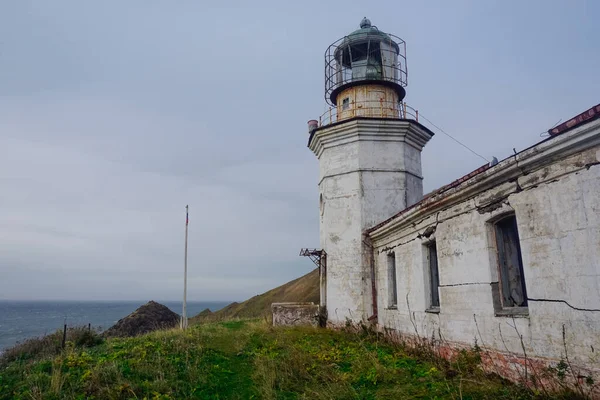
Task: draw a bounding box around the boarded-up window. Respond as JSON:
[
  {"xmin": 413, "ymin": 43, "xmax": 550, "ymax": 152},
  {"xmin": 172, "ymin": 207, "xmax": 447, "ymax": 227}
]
[
  {"xmin": 494, "ymin": 216, "xmax": 528, "ymax": 307},
  {"xmin": 387, "ymin": 253, "xmax": 397, "ymax": 308},
  {"xmin": 427, "ymin": 241, "xmax": 440, "ymax": 308}
]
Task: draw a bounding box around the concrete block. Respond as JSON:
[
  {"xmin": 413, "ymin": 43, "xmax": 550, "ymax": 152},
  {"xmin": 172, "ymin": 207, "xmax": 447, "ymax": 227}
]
[{"xmin": 272, "ymin": 303, "xmax": 320, "ymax": 327}]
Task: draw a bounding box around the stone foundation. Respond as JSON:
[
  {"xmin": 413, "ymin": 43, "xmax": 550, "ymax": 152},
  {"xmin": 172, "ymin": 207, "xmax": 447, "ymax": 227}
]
[
  {"xmin": 271, "ymin": 302, "xmax": 320, "ymax": 327},
  {"xmin": 379, "ymin": 326, "xmax": 600, "ymax": 398}
]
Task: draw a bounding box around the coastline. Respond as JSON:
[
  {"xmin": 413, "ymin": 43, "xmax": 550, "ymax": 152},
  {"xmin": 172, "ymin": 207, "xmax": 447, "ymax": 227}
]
[{"xmin": 0, "ymin": 300, "xmax": 230, "ymax": 351}]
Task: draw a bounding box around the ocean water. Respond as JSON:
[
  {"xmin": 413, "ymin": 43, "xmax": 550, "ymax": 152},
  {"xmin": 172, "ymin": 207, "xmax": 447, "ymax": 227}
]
[{"xmin": 0, "ymin": 300, "xmax": 230, "ymax": 351}]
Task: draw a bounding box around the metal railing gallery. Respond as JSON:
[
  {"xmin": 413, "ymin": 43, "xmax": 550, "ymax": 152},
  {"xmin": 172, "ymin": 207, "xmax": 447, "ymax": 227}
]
[{"xmin": 318, "ymin": 101, "xmax": 419, "ymax": 127}]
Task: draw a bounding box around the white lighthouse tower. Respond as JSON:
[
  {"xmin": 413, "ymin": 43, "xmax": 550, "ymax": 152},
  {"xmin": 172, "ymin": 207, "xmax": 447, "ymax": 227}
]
[{"xmin": 308, "ymin": 18, "xmax": 434, "ymax": 324}]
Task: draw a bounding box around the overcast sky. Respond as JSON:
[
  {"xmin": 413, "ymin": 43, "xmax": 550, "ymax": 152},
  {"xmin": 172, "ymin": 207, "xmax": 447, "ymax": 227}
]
[{"xmin": 1, "ymin": 1, "xmax": 598, "ymax": 302}]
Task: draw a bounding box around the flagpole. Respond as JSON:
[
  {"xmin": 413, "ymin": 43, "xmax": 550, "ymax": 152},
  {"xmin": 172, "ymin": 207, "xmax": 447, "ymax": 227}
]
[{"xmin": 182, "ymin": 205, "xmax": 189, "ymax": 330}]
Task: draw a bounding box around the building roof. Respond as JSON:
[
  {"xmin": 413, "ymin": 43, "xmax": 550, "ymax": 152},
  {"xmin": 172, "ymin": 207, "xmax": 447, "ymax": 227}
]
[
  {"xmin": 367, "ymin": 102, "xmax": 600, "ymax": 234},
  {"xmin": 308, "ymin": 116, "xmax": 435, "ymax": 148},
  {"xmin": 548, "ymin": 103, "xmax": 600, "ymax": 136}
]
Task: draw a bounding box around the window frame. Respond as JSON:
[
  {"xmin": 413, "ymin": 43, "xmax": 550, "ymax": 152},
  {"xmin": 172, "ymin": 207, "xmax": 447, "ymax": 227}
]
[
  {"xmin": 424, "ymin": 240, "xmax": 440, "ymax": 312},
  {"xmin": 490, "ymin": 213, "xmax": 529, "ymax": 317},
  {"xmin": 342, "ymin": 97, "xmax": 350, "ymax": 110},
  {"xmin": 387, "ymin": 252, "xmax": 398, "ymax": 309}
]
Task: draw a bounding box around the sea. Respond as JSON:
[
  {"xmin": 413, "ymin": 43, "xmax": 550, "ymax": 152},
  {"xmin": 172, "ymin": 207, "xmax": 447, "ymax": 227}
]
[{"xmin": 0, "ymin": 300, "xmax": 230, "ymax": 352}]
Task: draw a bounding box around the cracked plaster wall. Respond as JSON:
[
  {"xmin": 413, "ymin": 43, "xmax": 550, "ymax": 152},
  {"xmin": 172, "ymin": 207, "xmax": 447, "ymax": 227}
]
[{"xmin": 373, "ymin": 145, "xmax": 600, "ymax": 372}]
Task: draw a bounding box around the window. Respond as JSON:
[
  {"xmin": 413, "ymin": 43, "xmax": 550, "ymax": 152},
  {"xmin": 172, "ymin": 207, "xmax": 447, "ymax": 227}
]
[
  {"xmin": 387, "ymin": 252, "xmax": 397, "ymax": 308},
  {"xmin": 426, "ymin": 241, "xmax": 440, "ymax": 309},
  {"xmin": 319, "ymin": 193, "xmax": 324, "ymax": 216},
  {"xmin": 494, "ymin": 215, "xmax": 528, "ymax": 308},
  {"xmin": 342, "ymin": 97, "xmax": 350, "ymax": 110}
]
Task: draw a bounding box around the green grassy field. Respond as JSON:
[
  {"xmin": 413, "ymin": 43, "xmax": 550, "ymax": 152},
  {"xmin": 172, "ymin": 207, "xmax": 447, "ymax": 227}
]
[{"xmin": 0, "ymin": 320, "xmax": 572, "ymax": 400}]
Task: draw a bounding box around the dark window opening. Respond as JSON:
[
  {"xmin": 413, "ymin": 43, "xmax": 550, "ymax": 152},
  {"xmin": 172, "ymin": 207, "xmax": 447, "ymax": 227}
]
[
  {"xmin": 427, "ymin": 241, "xmax": 440, "ymax": 308},
  {"xmin": 494, "ymin": 215, "xmax": 528, "ymax": 308},
  {"xmin": 387, "ymin": 253, "xmax": 397, "ymax": 308},
  {"xmin": 342, "ymin": 98, "xmax": 350, "ymax": 110},
  {"xmin": 351, "ymin": 42, "xmax": 369, "ymax": 62}
]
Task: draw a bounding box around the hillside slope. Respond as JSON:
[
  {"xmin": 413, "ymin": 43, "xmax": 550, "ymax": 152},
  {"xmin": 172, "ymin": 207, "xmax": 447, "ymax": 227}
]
[{"xmin": 192, "ymin": 268, "xmax": 319, "ymax": 322}]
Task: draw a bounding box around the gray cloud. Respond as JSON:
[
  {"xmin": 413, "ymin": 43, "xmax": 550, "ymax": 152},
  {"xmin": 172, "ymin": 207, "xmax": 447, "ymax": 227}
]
[{"xmin": 1, "ymin": 0, "xmax": 598, "ymax": 301}]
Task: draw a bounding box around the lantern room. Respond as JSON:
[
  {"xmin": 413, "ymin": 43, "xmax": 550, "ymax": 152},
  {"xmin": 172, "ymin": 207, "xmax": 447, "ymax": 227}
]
[{"xmin": 324, "ymin": 18, "xmax": 408, "ymax": 120}]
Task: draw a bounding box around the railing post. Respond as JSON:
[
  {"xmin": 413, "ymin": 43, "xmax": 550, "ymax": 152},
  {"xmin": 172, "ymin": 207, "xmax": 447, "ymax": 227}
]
[
  {"xmin": 329, "ymin": 107, "xmax": 332, "ymax": 124},
  {"xmin": 62, "ymin": 323, "xmax": 67, "ymax": 349},
  {"xmin": 416, "ymin": 109, "xmax": 419, "ymax": 122}
]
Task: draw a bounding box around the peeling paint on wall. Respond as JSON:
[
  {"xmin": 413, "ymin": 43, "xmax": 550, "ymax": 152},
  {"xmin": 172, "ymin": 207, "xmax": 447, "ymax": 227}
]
[{"xmin": 368, "ymin": 124, "xmax": 600, "ymax": 385}]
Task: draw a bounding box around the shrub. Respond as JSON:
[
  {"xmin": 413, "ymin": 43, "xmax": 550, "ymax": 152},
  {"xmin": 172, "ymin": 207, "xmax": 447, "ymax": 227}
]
[{"xmin": 0, "ymin": 326, "xmax": 103, "ymax": 367}]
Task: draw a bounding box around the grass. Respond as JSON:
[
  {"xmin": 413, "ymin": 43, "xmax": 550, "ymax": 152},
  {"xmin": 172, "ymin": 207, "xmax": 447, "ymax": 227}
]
[
  {"xmin": 0, "ymin": 319, "xmax": 574, "ymax": 400},
  {"xmin": 0, "ymin": 326, "xmax": 102, "ymax": 368}
]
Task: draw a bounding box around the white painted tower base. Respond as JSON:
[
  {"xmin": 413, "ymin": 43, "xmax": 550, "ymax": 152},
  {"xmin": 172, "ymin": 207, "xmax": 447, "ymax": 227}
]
[{"xmin": 309, "ymin": 118, "xmax": 433, "ymax": 324}]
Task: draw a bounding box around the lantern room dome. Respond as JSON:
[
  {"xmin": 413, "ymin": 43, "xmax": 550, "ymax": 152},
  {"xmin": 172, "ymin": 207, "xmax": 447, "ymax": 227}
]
[
  {"xmin": 337, "ymin": 19, "xmax": 399, "ymax": 54},
  {"xmin": 325, "ymin": 18, "xmax": 407, "ymax": 106}
]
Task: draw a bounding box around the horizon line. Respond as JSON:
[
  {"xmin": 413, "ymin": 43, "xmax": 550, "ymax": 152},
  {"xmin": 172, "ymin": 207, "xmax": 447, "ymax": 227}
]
[{"xmin": 0, "ymin": 299, "xmax": 237, "ymax": 303}]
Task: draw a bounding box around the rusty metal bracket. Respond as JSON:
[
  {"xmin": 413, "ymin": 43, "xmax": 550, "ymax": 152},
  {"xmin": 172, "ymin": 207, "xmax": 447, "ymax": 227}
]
[
  {"xmin": 300, "ymin": 248, "xmax": 328, "ymax": 327},
  {"xmin": 299, "ymin": 248, "xmax": 327, "ymax": 273}
]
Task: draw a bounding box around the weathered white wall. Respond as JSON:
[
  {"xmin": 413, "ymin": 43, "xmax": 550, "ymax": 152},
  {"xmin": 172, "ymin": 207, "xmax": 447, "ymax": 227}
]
[
  {"xmin": 371, "ymin": 135, "xmax": 600, "ymax": 371},
  {"xmin": 309, "ymin": 119, "xmax": 433, "ymax": 324}
]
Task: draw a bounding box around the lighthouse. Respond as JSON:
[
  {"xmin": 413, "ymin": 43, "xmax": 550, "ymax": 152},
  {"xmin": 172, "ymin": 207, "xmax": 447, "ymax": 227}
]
[{"xmin": 308, "ymin": 18, "xmax": 434, "ymax": 324}]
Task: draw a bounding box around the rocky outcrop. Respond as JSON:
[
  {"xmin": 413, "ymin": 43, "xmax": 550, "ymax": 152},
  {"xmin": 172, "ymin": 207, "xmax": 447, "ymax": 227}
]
[
  {"xmin": 104, "ymin": 301, "xmax": 180, "ymax": 338},
  {"xmin": 196, "ymin": 308, "xmax": 213, "ymax": 318}
]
